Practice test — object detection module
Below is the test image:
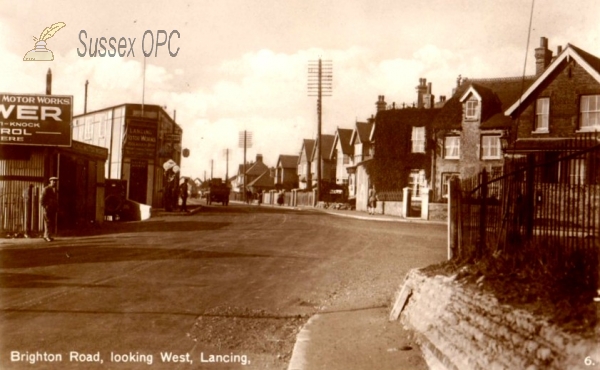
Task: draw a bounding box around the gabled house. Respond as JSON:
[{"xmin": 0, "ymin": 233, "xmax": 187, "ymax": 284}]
[
  {"xmin": 245, "ymin": 154, "xmax": 270, "ymax": 186},
  {"xmin": 298, "ymin": 139, "xmax": 315, "ymax": 190},
  {"xmin": 331, "ymin": 127, "xmax": 354, "ymax": 186},
  {"xmin": 247, "ymin": 169, "xmax": 274, "ymax": 193},
  {"xmin": 310, "ymin": 134, "xmax": 336, "ymax": 187},
  {"xmin": 350, "ymin": 120, "xmax": 375, "ymax": 164},
  {"xmin": 432, "ymin": 73, "xmax": 535, "ymax": 200},
  {"xmin": 275, "ymin": 154, "xmax": 299, "ymax": 190},
  {"xmin": 505, "ymin": 38, "xmax": 600, "ymax": 177}
]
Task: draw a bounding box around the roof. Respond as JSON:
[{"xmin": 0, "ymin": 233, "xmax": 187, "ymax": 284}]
[
  {"xmin": 246, "ymin": 160, "xmax": 269, "ymax": 176},
  {"xmin": 434, "ymin": 76, "xmax": 536, "ymax": 130},
  {"xmin": 299, "ymin": 139, "xmax": 315, "ymax": 163},
  {"xmin": 277, "ymin": 155, "xmax": 299, "ymax": 168},
  {"xmin": 333, "ymin": 128, "xmax": 354, "ymax": 157},
  {"xmin": 311, "ymin": 134, "xmax": 335, "ymax": 161},
  {"xmin": 247, "ymin": 170, "xmax": 274, "ymax": 187},
  {"xmin": 506, "ymin": 44, "xmax": 600, "ymax": 116},
  {"xmin": 350, "ymin": 121, "xmax": 374, "ymax": 145}
]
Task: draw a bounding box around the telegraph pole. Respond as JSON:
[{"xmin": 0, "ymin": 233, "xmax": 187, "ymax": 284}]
[
  {"xmin": 238, "ymin": 131, "xmax": 253, "ymax": 203},
  {"xmin": 308, "ymin": 59, "xmax": 332, "ymax": 203}
]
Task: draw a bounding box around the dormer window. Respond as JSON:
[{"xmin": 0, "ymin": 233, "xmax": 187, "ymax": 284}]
[
  {"xmin": 535, "ymin": 97, "xmax": 549, "ymax": 132},
  {"xmin": 580, "ymin": 95, "xmax": 600, "ymax": 130},
  {"xmin": 465, "ymin": 99, "xmax": 478, "ymax": 119}
]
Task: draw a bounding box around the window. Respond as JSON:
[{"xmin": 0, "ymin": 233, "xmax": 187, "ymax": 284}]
[
  {"xmin": 481, "ymin": 135, "xmax": 501, "ymax": 159},
  {"xmin": 580, "ymin": 95, "xmax": 600, "ymax": 130},
  {"xmin": 441, "ymin": 173, "xmax": 459, "ymax": 198},
  {"xmin": 568, "ymin": 158, "xmax": 586, "ymax": 185},
  {"xmin": 411, "ymin": 126, "xmax": 425, "ymax": 153},
  {"xmin": 409, "ymin": 169, "xmax": 426, "ymax": 198},
  {"xmin": 465, "ymin": 99, "xmax": 478, "ymax": 119},
  {"xmin": 535, "ymin": 98, "xmax": 549, "ymax": 132},
  {"xmin": 444, "ymin": 136, "xmax": 460, "ymax": 159}
]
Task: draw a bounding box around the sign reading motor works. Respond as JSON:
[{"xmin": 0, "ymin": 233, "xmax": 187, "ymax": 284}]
[{"xmin": 0, "ymin": 93, "xmax": 73, "ymax": 146}]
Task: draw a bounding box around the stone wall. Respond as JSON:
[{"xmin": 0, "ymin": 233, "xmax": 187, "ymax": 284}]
[{"xmin": 398, "ymin": 269, "xmax": 599, "ymax": 370}]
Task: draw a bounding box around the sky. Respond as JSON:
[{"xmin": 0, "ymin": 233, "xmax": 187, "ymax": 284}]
[{"xmin": 1, "ymin": 0, "xmax": 599, "ymax": 180}]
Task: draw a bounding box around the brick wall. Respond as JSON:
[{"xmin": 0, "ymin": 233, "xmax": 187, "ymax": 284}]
[
  {"xmin": 399, "ymin": 269, "xmax": 599, "ymax": 370},
  {"xmin": 516, "ymin": 60, "xmax": 600, "ymax": 139}
]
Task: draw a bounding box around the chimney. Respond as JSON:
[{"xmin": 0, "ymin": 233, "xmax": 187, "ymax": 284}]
[
  {"xmin": 256, "ymin": 154, "xmax": 263, "ymax": 163},
  {"xmin": 375, "ymin": 95, "xmax": 387, "ymax": 112},
  {"xmin": 535, "ymin": 37, "xmax": 553, "ymax": 76},
  {"xmin": 416, "ymin": 78, "xmax": 428, "ymax": 108}
]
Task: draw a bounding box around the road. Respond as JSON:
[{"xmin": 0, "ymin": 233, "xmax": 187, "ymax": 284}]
[{"xmin": 0, "ymin": 202, "xmax": 447, "ymax": 369}]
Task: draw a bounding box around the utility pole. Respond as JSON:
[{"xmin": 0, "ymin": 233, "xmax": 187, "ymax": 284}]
[
  {"xmin": 84, "ymin": 80, "xmax": 89, "ymax": 114},
  {"xmin": 223, "ymin": 148, "xmax": 229, "ymax": 181},
  {"xmin": 308, "ymin": 59, "xmax": 332, "ymax": 203},
  {"xmin": 238, "ymin": 131, "xmax": 253, "ymax": 203}
]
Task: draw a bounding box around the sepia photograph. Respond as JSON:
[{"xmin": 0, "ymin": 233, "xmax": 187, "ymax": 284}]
[{"xmin": 1, "ymin": 0, "xmax": 600, "ymax": 369}]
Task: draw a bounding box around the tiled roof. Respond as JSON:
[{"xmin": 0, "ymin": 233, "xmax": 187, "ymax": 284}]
[
  {"xmin": 507, "ymin": 44, "xmax": 600, "ymax": 115},
  {"xmin": 300, "ymin": 139, "xmax": 315, "ymax": 161},
  {"xmin": 336, "ymin": 128, "xmax": 354, "ymax": 155},
  {"xmin": 247, "ymin": 170, "xmax": 274, "ymax": 187},
  {"xmin": 356, "ymin": 121, "xmax": 373, "ymax": 143},
  {"xmin": 434, "ymin": 76, "xmax": 535, "ymax": 130},
  {"xmin": 312, "ymin": 134, "xmax": 335, "ymax": 160},
  {"xmin": 277, "ymin": 155, "xmax": 299, "ymax": 168},
  {"xmin": 246, "ymin": 160, "xmax": 269, "ymax": 176},
  {"xmin": 569, "ymin": 44, "xmax": 600, "ymax": 75}
]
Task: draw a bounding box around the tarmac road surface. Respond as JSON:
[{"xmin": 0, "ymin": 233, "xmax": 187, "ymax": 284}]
[{"xmin": 0, "ymin": 201, "xmax": 447, "ymax": 369}]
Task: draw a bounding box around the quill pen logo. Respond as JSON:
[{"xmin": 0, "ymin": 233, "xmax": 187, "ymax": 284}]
[{"xmin": 23, "ymin": 22, "xmax": 66, "ymax": 61}]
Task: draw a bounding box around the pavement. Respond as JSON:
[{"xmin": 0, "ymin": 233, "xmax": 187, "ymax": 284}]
[{"xmin": 1, "ymin": 198, "xmax": 445, "ymax": 369}]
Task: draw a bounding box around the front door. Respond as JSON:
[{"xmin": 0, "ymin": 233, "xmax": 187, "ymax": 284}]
[{"xmin": 129, "ymin": 159, "xmax": 148, "ymax": 204}]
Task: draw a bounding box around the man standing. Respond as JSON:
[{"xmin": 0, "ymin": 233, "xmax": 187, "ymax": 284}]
[
  {"xmin": 41, "ymin": 176, "xmax": 58, "ymax": 242},
  {"xmin": 179, "ymin": 179, "xmax": 189, "ymax": 212}
]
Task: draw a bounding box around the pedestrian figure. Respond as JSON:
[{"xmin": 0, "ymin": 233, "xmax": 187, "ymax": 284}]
[
  {"xmin": 257, "ymin": 190, "xmax": 262, "ymax": 206},
  {"xmin": 277, "ymin": 190, "xmax": 284, "ymax": 206},
  {"xmin": 41, "ymin": 176, "xmax": 58, "ymax": 242},
  {"xmin": 368, "ymin": 185, "xmax": 377, "ymax": 215},
  {"xmin": 179, "ymin": 179, "xmax": 189, "ymax": 212}
]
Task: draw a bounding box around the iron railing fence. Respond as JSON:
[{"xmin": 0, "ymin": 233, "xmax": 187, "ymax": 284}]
[{"xmin": 453, "ymin": 133, "xmax": 600, "ymax": 293}]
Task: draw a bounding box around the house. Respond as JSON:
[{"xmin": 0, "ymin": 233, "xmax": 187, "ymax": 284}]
[
  {"xmin": 504, "ymin": 38, "xmax": 600, "ymax": 178},
  {"xmin": 297, "ymin": 139, "xmax": 315, "ymax": 190},
  {"xmin": 371, "ymin": 105, "xmax": 440, "ymax": 200},
  {"xmin": 245, "ymin": 154, "xmax": 270, "ymax": 189},
  {"xmin": 347, "ymin": 117, "xmax": 376, "ymax": 202},
  {"xmin": 310, "ymin": 134, "xmax": 336, "ymax": 188},
  {"xmin": 275, "ymin": 154, "xmax": 299, "ymax": 190},
  {"xmin": 247, "ymin": 170, "xmax": 275, "ymax": 194},
  {"xmin": 331, "ymin": 127, "xmax": 354, "ymax": 187},
  {"xmin": 432, "ymin": 73, "xmax": 536, "ymax": 200}
]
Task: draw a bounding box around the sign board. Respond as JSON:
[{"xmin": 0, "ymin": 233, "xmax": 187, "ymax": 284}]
[
  {"xmin": 165, "ymin": 133, "xmax": 181, "ymax": 142},
  {"xmin": 0, "ymin": 93, "xmax": 73, "ymax": 146},
  {"xmin": 123, "ymin": 122, "xmax": 157, "ymax": 158}
]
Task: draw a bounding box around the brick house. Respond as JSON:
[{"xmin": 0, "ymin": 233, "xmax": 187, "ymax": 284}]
[
  {"xmin": 370, "ymin": 80, "xmax": 440, "ymax": 202},
  {"xmin": 505, "ymin": 39, "xmax": 600, "ymax": 171},
  {"xmin": 432, "ymin": 74, "xmax": 536, "ymax": 200}
]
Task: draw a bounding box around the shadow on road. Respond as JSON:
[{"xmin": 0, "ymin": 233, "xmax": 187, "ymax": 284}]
[{"xmin": 0, "ymin": 245, "xmax": 277, "ymax": 270}]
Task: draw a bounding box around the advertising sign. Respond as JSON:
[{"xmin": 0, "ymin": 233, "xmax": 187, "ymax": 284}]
[
  {"xmin": 123, "ymin": 122, "xmax": 157, "ymax": 158},
  {"xmin": 0, "ymin": 93, "xmax": 73, "ymax": 146}
]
